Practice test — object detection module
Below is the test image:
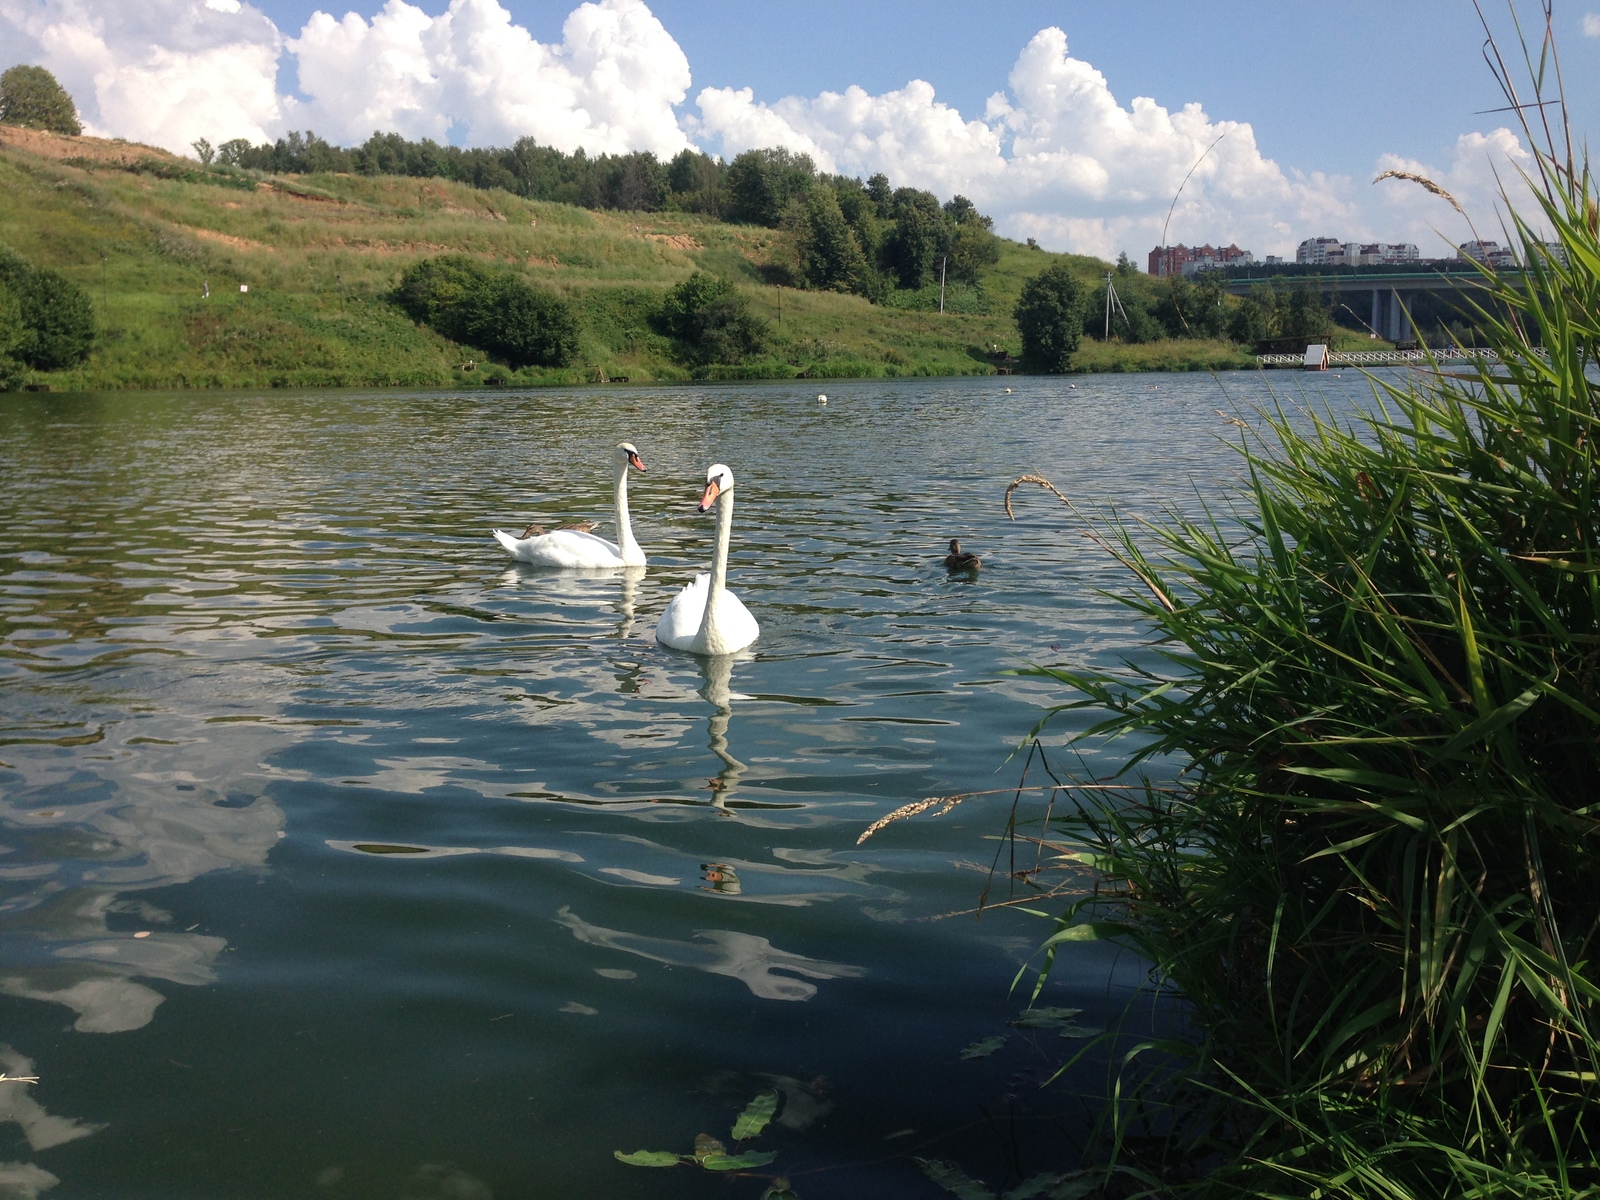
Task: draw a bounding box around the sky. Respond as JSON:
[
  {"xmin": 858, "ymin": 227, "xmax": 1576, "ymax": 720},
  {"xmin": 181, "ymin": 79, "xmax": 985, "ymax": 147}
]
[{"xmin": 3, "ymin": 0, "xmax": 1598, "ymax": 263}]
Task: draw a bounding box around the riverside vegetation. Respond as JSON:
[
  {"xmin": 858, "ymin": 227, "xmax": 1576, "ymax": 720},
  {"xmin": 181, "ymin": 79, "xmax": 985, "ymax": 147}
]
[
  {"xmin": 982, "ymin": 14, "xmax": 1600, "ymax": 1199},
  {"xmin": 0, "ymin": 117, "xmax": 1274, "ymax": 391}
]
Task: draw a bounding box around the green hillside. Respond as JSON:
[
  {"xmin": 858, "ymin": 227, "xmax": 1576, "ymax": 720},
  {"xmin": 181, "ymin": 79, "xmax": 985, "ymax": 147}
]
[{"xmin": 0, "ymin": 127, "xmax": 1252, "ymax": 390}]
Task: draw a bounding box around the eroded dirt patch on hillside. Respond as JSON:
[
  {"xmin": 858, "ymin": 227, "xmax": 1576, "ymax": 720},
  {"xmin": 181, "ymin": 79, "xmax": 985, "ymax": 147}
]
[
  {"xmin": 0, "ymin": 125, "xmax": 179, "ymax": 166},
  {"xmin": 643, "ymin": 233, "xmax": 702, "ymax": 250},
  {"xmin": 185, "ymin": 227, "xmax": 275, "ymax": 252}
]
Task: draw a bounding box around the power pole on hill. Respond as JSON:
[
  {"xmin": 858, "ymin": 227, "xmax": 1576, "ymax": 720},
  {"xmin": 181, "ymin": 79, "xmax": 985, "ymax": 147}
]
[{"xmin": 1104, "ymin": 272, "xmax": 1129, "ymax": 339}]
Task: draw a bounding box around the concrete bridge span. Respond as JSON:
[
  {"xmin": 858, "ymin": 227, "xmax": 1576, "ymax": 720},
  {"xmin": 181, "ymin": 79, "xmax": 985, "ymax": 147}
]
[{"xmin": 1217, "ymin": 271, "xmax": 1507, "ymax": 343}]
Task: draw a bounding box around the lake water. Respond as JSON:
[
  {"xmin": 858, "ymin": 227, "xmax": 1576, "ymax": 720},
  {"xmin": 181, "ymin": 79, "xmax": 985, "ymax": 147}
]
[{"xmin": 0, "ymin": 372, "xmax": 1385, "ymax": 1199}]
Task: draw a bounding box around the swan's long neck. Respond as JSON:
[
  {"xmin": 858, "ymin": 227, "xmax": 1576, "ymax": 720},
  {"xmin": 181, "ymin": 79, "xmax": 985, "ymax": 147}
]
[
  {"xmin": 614, "ymin": 463, "xmax": 641, "ymax": 563},
  {"xmin": 695, "ymin": 488, "xmax": 734, "ymax": 651}
]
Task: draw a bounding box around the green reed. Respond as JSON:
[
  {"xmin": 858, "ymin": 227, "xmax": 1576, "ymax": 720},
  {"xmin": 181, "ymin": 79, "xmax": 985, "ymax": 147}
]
[{"xmin": 1010, "ymin": 9, "xmax": 1600, "ymax": 1195}]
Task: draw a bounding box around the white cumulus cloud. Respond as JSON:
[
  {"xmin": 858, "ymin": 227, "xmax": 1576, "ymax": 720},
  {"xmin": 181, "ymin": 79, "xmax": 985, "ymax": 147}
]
[
  {"xmin": 691, "ymin": 26, "xmax": 1537, "ymax": 261},
  {"xmin": 1583, "ymin": 12, "xmax": 1600, "ymax": 36},
  {"xmin": 693, "ymin": 27, "xmax": 1358, "ymax": 260},
  {"xmin": 286, "ymin": 0, "xmax": 691, "ymax": 155},
  {"xmin": 0, "ymin": 0, "xmax": 689, "ymax": 158},
  {"xmin": 1370, "ymin": 126, "xmax": 1538, "ymax": 250},
  {"xmin": 0, "ymin": 0, "xmax": 285, "ymax": 150}
]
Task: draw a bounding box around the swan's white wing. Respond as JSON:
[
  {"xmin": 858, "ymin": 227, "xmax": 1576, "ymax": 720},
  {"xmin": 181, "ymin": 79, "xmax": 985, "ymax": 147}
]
[
  {"xmin": 655, "ymin": 573, "xmax": 709, "ymax": 650},
  {"xmin": 492, "ymin": 528, "xmax": 626, "ymax": 568},
  {"xmin": 705, "ymin": 589, "xmax": 760, "ymax": 654}
]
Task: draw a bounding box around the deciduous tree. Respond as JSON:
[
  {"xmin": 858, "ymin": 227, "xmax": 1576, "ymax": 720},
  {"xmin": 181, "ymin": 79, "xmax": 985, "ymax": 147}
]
[
  {"xmin": 796, "ymin": 188, "xmax": 867, "ymax": 293},
  {"xmin": 1014, "ymin": 263, "xmax": 1086, "ymax": 372},
  {"xmin": 0, "ymin": 65, "xmax": 81, "ymax": 135}
]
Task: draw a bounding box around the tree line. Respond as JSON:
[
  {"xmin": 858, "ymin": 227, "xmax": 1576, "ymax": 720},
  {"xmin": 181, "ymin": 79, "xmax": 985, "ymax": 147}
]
[
  {"xmin": 1079, "ymin": 268, "xmax": 1336, "ymax": 353},
  {"xmin": 207, "ymin": 132, "xmax": 1000, "ymax": 304}
]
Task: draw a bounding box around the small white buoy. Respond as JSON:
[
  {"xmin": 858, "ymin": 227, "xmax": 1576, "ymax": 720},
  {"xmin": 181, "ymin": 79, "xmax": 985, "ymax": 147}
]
[
  {"xmin": 818, "ymin": 393, "xmax": 827, "ymax": 405},
  {"xmin": 1003, "ymin": 387, "xmax": 1012, "ymax": 394},
  {"xmin": 1069, "ymin": 384, "xmax": 1076, "ymax": 389}
]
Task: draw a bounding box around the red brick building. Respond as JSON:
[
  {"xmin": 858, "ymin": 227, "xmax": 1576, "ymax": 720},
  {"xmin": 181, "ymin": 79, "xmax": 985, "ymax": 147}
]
[{"xmin": 1148, "ymin": 243, "xmax": 1254, "ymax": 276}]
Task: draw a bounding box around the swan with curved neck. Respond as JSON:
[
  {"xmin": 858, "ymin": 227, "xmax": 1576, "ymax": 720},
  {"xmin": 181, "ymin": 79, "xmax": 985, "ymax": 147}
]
[
  {"xmin": 493, "ymin": 442, "xmax": 646, "ymax": 568},
  {"xmin": 656, "ymin": 463, "xmax": 759, "ymax": 655}
]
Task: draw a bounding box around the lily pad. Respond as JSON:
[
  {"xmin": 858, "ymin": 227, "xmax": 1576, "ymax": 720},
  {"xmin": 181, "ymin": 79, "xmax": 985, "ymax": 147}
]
[
  {"xmin": 760, "ymin": 1178, "xmax": 799, "ymax": 1200},
  {"xmin": 916, "ymin": 1157, "xmax": 998, "ymax": 1200},
  {"xmin": 959, "ymin": 1036, "xmax": 1007, "ymax": 1060},
  {"xmin": 1007, "ymin": 1006, "xmax": 1084, "ymax": 1030},
  {"xmin": 1056, "ymin": 1024, "xmax": 1105, "ymax": 1040},
  {"xmin": 700, "ymin": 1150, "xmax": 778, "ymax": 1171},
  {"xmin": 613, "ymin": 1149, "xmax": 682, "ymax": 1168},
  {"xmin": 732, "ymin": 1089, "xmax": 780, "ymax": 1140}
]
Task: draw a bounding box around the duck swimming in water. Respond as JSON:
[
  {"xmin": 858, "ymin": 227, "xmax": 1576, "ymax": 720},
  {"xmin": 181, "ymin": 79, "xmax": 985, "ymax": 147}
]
[
  {"xmin": 943, "ymin": 539, "xmax": 981, "ymax": 573},
  {"xmin": 518, "ymin": 520, "xmax": 595, "ymax": 538}
]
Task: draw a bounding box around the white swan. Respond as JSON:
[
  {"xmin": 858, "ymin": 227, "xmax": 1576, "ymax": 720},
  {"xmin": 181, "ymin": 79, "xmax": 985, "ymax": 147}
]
[
  {"xmin": 656, "ymin": 463, "xmax": 759, "ymax": 655},
  {"xmin": 493, "ymin": 442, "xmax": 647, "ymax": 568}
]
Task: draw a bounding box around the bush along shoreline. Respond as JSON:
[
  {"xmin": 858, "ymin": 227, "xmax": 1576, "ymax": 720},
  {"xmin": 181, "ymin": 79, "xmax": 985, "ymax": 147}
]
[{"xmin": 991, "ymin": 21, "xmax": 1600, "ymax": 1199}]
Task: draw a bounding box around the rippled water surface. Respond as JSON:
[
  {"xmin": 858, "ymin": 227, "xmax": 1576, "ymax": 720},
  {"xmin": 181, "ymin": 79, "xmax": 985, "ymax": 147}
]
[{"xmin": 0, "ymin": 373, "xmax": 1383, "ymax": 1198}]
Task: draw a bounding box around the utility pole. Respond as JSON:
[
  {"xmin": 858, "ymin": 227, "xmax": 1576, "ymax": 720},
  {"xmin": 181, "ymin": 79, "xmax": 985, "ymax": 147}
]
[
  {"xmin": 939, "ymin": 256, "xmax": 948, "ymax": 313},
  {"xmin": 1103, "ymin": 271, "xmax": 1129, "ymax": 339}
]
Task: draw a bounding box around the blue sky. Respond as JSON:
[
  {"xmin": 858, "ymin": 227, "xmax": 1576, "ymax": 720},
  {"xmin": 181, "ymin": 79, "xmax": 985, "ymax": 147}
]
[{"xmin": 4, "ymin": 0, "xmax": 1595, "ymax": 260}]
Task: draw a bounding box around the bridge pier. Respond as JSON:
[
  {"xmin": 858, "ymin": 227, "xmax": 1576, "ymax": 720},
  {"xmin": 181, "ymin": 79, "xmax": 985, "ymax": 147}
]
[{"xmin": 1371, "ymin": 287, "xmax": 1413, "ymax": 344}]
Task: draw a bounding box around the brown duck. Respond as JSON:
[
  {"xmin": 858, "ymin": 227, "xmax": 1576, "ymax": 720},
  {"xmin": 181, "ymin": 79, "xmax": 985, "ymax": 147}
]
[
  {"xmin": 943, "ymin": 539, "xmax": 981, "ymax": 573},
  {"xmin": 519, "ymin": 520, "xmax": 595, "ymax": 539}
]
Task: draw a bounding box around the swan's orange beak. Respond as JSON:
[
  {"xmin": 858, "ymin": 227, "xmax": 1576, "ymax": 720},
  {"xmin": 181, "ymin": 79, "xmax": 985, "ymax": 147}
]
[
  {"xmin": 627, "ymin": 451, "xmax": 646, "ymax": 472},
  {"xmin": 697, "ymin": 478, "xmax": 721, "ymax": 513}
]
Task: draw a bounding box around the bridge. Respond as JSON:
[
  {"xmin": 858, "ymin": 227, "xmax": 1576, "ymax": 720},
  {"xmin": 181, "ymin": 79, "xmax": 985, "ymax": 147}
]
[{"xmin": 1218, "ymin": 270, "xmax": 1508, "ymax": 344}]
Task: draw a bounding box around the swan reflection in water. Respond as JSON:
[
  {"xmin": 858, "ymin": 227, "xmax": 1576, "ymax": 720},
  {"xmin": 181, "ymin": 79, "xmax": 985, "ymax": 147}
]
[
  {"xmin": 498, "ymin": 564, "xmax": 645, "ymax": 641},
  {"xmin": 699, "ymin": 652, "xmax": 751, "ymax": 810},
  {"xmin": 613, "ymin": 565, "xmax": 644, "ymax": 640}
]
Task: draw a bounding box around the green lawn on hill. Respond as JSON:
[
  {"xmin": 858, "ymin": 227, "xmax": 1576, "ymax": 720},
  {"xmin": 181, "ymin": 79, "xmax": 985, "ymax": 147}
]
[{"xmin": 0, "ymin": 130, "xmax": 1253, "ymax": 390}]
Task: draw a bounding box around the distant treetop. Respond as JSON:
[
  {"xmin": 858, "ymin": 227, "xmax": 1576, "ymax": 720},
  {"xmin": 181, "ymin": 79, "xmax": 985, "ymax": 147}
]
[{"xmin": 0, "ymin": 65, "xmax": 82, "ymax": 136}]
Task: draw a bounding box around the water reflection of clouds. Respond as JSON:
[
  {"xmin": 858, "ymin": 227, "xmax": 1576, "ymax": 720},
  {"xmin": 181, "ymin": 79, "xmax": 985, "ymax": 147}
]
[
  {"xmin": 0, "ymin": 1046, "xmax": 103, "ymax": 1152},
  {"xmin": 555, "ymin": 906, "xmax": 865, "ymax": 1002},
  {"xmin": 0, "ymin": 726, "xmax": 285, "ymax": 1035}
]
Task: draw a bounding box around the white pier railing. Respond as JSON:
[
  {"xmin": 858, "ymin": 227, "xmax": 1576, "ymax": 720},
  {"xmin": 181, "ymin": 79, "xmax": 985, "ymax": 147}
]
[{"xmin": 1255, "ymin": 348, "xmax": 1503, "ymax": 368}]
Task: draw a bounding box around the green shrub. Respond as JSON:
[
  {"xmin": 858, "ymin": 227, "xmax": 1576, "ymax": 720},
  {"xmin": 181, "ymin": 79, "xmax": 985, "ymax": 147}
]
[
  {"xmin": 656, "ymin": 271, "xmax": 769, "ymax": 365},
  {"xmin": 0, "ymin": 276, "xmax": 27, "ymax": 389},
  {"xmin": 0, "ymin": 246, "xmax": 95, "ymax": 370},
  {"xmin": 395, "ymin": 255, "xmax": 578, "ymax": 368},
  {"xmin": 1013, "ymin": 262, "xmax": 1085, "ymax": 372}
]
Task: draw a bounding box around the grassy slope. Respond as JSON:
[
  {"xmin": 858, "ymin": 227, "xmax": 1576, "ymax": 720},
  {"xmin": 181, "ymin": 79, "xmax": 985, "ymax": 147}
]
[{"xmin": 0, "ymin": 128, "xmax": 1252, "ymax": 389}]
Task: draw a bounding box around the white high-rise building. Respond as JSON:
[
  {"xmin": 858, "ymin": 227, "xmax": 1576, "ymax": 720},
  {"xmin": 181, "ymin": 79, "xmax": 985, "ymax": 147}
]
[
  {"xmin": 1297, "ymin": 237, "xmax": 1420, "ymax": 266},
  {"xmin": 1297, "ymin": 237, "xmax": 1345, "ymax": 265},
  {"xmin": 1459, "ymin": 240, "xmax": 1518, "ymax": 268},
  {"xmin": 1343, "ymin": 243, "xmax": 1420, "ymax": 266}
]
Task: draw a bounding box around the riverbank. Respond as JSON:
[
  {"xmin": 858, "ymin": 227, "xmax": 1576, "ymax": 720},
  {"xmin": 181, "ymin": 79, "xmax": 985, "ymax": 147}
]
[{"xmin": 1, "ymin": 127, "xmax": 1254, "ymax": 390}]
